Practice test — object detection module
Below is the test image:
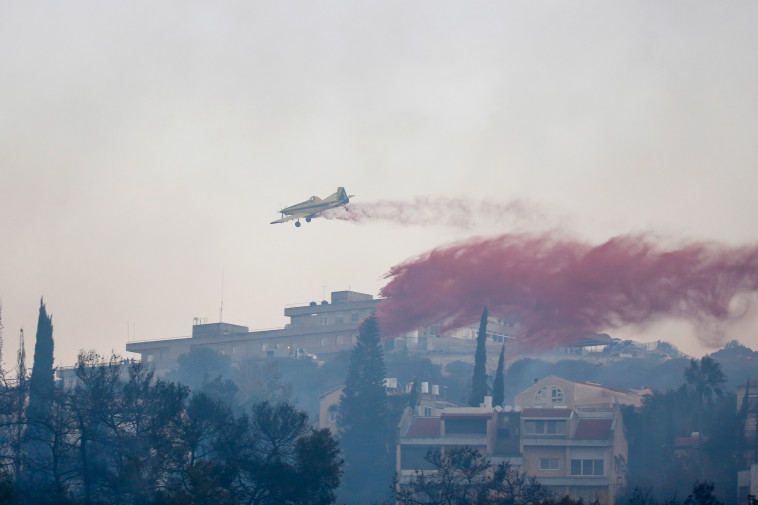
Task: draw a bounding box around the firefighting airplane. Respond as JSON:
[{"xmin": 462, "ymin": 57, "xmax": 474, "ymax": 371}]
[{"xmin": 270, "ymin": 187, "xmax": 354, "ymax": 227}]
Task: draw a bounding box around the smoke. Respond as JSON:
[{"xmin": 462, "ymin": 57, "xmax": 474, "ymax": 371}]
[
  {"xmin": 321, "ymin": 197, "xmax": 541, "ymax": 229},
  {"xmin": 376, "ymin": 233, "xmax": 758, "ymax": 351}
]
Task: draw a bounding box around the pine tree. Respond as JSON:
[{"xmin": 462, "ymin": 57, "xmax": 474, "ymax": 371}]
[
  {"xmin": 492, "ymin": 344, "xmax": 505, "ymax": 407},
  {"xmin": 337, "ymin": 313, "xmax": 392, "ymax": 504},
  {"xmin": 469, "ymin": 307, "xmax": 488, "ymax": 407}
]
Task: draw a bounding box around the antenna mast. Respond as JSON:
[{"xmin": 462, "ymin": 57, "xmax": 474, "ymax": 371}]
[
  {"xmin": 17, "ymin": 328, "xmax": 25, "ymax": 383},
  {"xmin": 219, "ymin": 270, "xmax": 224, "ymax": 324},
  {"xmin": 0, "ymin": 299, "xmax": 4, "ymax": 368}
]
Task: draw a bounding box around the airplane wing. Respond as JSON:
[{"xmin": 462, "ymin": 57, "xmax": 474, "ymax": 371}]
[{"xmin": 270, "ymin": 212, "xmax": 312, "ymax": 224}]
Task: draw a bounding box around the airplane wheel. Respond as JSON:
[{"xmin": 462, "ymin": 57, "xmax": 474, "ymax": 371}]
[
  {"xmin": 295, "ymin": 221, "xmax": 301, "ymax": 227},
  {"xmin": 306, "ymin": 217, "xmax": 311, "ymax": 223}
]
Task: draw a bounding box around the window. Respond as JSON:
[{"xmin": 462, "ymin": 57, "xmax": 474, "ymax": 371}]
[
  {"xmin": 540, "ymin": 458, "xmax": 560, "ymax": 470},
  {"xmin": 535, "ymin": 386, "xmax": 564, "ymax": 404},
  {"xmin": 145, "ymin": 354, "xmax": 154, "ymax": 363},
  {"xmin": 524, "ymin": 420, "xmax": 567, "ymax": 435},
  {"xmin": 570, "ymin": 459, "xmax": 604, "ymax": 476},
  {"xmin": 351, "ymin": 313, "xmax": 359, "ymax": 322},
  {"xmin": 423, "ymin": 407, "xmax": 432, "ymax": 417},
  {"xmin": 321, "ymin": 317, "xmax": 328, "ymax": 326},
  {"xmin": 445, "ymin": 418, "xmax": 488, "ymax": 435},
  {"xmin": 552, "ymin": 388, "xmax": 563, "ymax": 402},
  {"xmin": 327, "ymin": 405, "xmax": 338, "ymax": 424}
]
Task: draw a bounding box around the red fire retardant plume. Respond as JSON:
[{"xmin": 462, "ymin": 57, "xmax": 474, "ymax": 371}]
[{"xmin": 376, "ymin": 233, "xmax": 758, "ymax": 350}]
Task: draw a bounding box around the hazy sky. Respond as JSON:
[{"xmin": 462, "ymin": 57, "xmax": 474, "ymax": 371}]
[{"xmin": 2, "ymin": 1, "xmax": 758, "ymax": 368}]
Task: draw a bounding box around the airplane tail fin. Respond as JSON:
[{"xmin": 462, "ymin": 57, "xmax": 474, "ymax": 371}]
[{"xmin": 337, "ymin": 187, "xmax": 349, "ymax": 201}]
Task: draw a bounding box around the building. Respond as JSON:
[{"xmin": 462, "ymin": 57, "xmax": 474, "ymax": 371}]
[
  {"xmin": 319, "ymin": 379, "xmax": 460, "ymax": 435},
  {"xmin": 513, "ymin": 376, "xmax": 641, "ymax": 505},
  {"xmin": 319, "ymin": 385, "xmax": 344, "ymax": 434},
  {"xmin": 396, "ymin": 396, "xmax": 522, "ymax": 479},
  {"xmin": 519, "ymin": 406, "xmax": 627, "ymax": 505},
  {"xmin": 738, "ymin": 464, "xmax": 758, "ymax": 504},
  {"xmin": 396, "ymin": 376, "xmax": 636, "ymax": 505},
  {"xmin": 736, "ymin": 380, "xmax": 758, "ymax": 504},
  {"xmin": 391, "ymin": 317, "xmax": 514, "ymax": 358},
  {"xmin": 515, "ymin": 375, "xmax": 648, "ymax": 410},
  {"xmin": 125, "ymin": 290, "xmax": 381, "ymax": 373},
  {"xmin": 55, "ymin": 358, "xmax": 137, "ymax": 389}
]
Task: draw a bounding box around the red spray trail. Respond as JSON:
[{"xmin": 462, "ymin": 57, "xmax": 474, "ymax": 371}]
[
  {"xmin": 321, "ymin": 197, "xmax": 540, "ymax": 229},
  {"xmin": 376, "ymin": 233, "xmax": 758, "ymax": 351}
]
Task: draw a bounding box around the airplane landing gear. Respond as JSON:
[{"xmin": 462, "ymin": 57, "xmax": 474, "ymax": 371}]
[
  {"xmin": 306, "ymin": 217, "xmax": 311, "ymax": 223},
  {"xmin": 295, "ymin": 221, "xmax": 301, "ymax": 227}
]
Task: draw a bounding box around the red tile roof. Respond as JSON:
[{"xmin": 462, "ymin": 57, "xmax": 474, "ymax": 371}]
[
  {"xmin": 405, "ymin": 417, "xmax": 441, "ymax": 438},
  {"xmin": 574, "ymin": 419, "xmax": 612, "ymax": 439},
  {"xmin": 522, "ymin": 408, "xmax": 572, "ymax": 418}
]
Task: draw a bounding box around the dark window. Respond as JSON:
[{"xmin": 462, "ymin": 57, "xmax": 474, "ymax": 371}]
[
  {"xmin": 524, "ymin": 420, "xmax": 566, "ymax": 435},
  {"xmin": 445, "ymin": 418, "xmax": 487, "ymax": 435},
  {"xmin": 570, "ymin": 459, "xmax": 604, "ymax": 476}
]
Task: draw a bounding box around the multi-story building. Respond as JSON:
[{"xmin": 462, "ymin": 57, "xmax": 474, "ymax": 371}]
[
  {"xmin": 125, "ymin": 290, "xmax": 380, "ymax": 373},
  {"xmin": 396, "ymin": 398, "xmax": 522, "ymax": 479},
  {"xmin": 514, "ymin": 376, "xmax": 642, "ymax": 505},
  {"xmin": 736, "ymin": 379, "xmax": 758, "ymax": 504},
  {"xmin": 396, "ymin": 376, "xmax": 637, "ymax": 505},
  {"xmin": 519, "ymin": 406, "xmax": 627, "ymax": 505}
]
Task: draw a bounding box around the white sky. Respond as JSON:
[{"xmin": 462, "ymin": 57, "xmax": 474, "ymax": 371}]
[{"xmin": 2, "ymin": 1, "xmax": 757, "ymax": 368}]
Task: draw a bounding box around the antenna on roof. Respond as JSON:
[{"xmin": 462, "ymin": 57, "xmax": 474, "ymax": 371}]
[
  {"xmin": 0, "ymin": 298, "xmax": 4, "ymax": 367},
  {"xmin": 219, "ymin": 270, "xmax": 225, "ymax": 324}
]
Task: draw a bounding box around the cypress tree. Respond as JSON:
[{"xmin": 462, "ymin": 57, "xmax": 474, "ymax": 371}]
[
  {"xmin": 337, "ymin": 313, "xmax": 392, "ymax": 504},
  {"xmin": 27, "ymin": 298, "xmax": 55, "ymax": 422},
  {"xmin": 23, "ymin": 298, "xmax": 55, "ymax": 483},
  {"xmin": 408, "ymin": 377, "xmax": 420, "ymax": 410},
  {"xmin": 492, "ymin": 344, "xmax": 505, "ymax": 407},
  {"xmin": 469, "ymin": 307, "xmax": 488, "ymax": 407}
]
